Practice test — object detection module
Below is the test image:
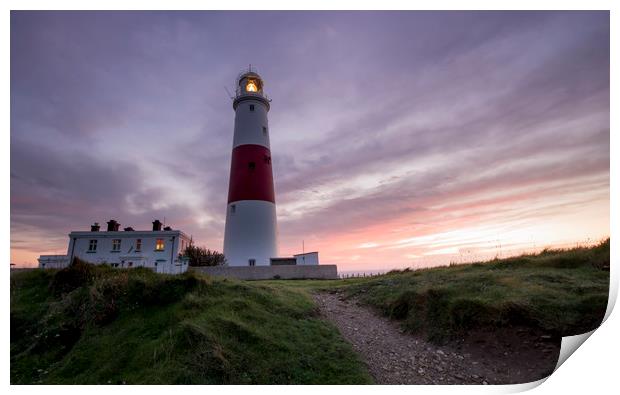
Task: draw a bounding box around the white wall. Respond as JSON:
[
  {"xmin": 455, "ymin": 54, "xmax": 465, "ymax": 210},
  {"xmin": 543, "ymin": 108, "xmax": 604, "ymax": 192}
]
[
  {"xmin": 38, "ymin": 255, "xmax": 69, "ymax": 269},
  {"xmin": 65, "ymin": 230, "xmax": 191, "ymax": 274},
  {"xmin": 191, "ymin": 264, "xmax": 337, "ymax": 280},
  {"xmin": 232, "ymin": 99, "xmax": 271, "ymax": 149},
  {"xmin": 294, "ymin": 252, "xmax": 319, "ymax": 266},
  {"xmin": 223, "ymin": 200, "xmax": 278, "ymax": 266}
]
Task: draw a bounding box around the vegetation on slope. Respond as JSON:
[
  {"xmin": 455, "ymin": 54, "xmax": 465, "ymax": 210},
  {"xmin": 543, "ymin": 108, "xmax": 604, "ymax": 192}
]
[
  {"xmin": 11, "ymin": 241, "xmax": 610, "ymax": 383},
  {"xmin": 10, "ymin": 260, "xmax": 372, "ymax": 384},
  {"xmin": 342, "ymin": 239, "xmax": 610, "ymax": 342}
]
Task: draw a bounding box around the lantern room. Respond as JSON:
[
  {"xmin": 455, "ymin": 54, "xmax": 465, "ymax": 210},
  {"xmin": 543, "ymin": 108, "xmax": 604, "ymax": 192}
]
[
  {"xmin": 233, "ymin": 67, "xmax": 270, "ymax": 111},
  {"xmin": 237, "ymin": 71, "xmax": 264, "ymax": 96}
]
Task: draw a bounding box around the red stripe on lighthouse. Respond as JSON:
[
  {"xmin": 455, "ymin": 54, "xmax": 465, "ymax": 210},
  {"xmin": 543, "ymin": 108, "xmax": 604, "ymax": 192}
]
[{"xmin": 227, "ymin": 144, "xmax": 275, "ymax": 204}]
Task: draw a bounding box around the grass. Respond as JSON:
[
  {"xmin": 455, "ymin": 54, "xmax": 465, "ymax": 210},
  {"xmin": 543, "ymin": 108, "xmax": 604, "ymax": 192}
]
[
  {"xmin": 11, "ymin": 241, "xmax": 610, "ymax": 383},
  {"xmin": 10, "ymin": 260, "xmax": 372, "ymax": 384},
  {"xmin": 336, "ymin": 239, "xmax": 610, "ymax": 342}
]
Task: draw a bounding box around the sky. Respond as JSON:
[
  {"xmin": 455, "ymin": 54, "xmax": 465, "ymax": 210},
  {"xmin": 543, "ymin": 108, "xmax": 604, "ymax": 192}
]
[{"xmin": 10, "ymin": 11, "xmax": 610, "ymax": 271}]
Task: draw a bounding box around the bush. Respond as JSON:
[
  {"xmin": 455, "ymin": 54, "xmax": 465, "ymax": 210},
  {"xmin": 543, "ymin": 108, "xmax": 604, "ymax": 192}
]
[
  {"xmin": 49, "ymin": 258, "xmax": 96, "ymax": 295},
  {"xmin": 182, "ymin": 243, "xmax": 226, "ymax": 267}
]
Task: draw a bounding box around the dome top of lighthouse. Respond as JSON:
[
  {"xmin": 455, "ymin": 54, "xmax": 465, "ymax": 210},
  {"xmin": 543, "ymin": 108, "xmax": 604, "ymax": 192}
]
[
  {"xmin": 238, "ymin": 70, "xmax": 261, "ymax": 80},
  {"xmin": 236, "ymin": 64, "xmax": 262, "ymax": 81}
]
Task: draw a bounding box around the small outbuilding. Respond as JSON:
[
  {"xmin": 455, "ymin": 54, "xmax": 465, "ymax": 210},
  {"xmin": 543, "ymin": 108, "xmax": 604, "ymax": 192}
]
[{"xmin": 294, "ymin": 252, "xmax": 319, "ymax": 265}]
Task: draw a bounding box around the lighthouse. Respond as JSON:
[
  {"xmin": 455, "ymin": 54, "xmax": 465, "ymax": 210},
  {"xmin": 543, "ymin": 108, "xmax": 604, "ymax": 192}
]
[{"xmin": 223, "ymin": 68, "xmax": 278, "ymax": 266}]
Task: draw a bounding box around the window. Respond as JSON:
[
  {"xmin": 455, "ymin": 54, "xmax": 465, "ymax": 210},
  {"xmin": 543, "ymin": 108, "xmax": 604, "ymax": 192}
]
[
  {"xmin": 135, "ymin": 239, "xmax": 142, "ymax": 252},
  {"xmin": 88, "ymin": 239, "xmax": 98, "ymax": 252},
  {"xmin": 248, "ymin": 161, "xmax": 256, "ymax": 170},
  {"xmin": 231, "ymin": 204, "xmax": 236, "ymax": 214},
  {"xmin": 249, "ymin": 259, "xmax": 256, "ymax": 267},
  {"xmin": 264, "ymin": 155, "xmax": 271, "ymax": 165},
  {"xmin": 155, "ymin": 239, "xmax": 165, "ymax": 251},
  {"xmin": 112, "ymin": 239, "xmax": 121, "ymax": 252},
  {"xmin": 262, "ymin": 126, "xmax": 267, "ymax": 136},
  {"xmin": 249, "ymin": 104, "xmax": 255, "ymax": 111}
]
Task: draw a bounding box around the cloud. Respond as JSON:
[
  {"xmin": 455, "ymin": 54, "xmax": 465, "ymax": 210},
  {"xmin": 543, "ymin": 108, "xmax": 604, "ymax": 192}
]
[{"xmin": 10, "ymin": 11, "xmax": 609, "ymax": 268}]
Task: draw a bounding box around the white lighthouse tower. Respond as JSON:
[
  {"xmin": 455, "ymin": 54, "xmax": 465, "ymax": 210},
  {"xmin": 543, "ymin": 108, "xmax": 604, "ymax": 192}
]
[{"xmin": 223, "ymin": 68, "xmax": 278, "ymax": 266}]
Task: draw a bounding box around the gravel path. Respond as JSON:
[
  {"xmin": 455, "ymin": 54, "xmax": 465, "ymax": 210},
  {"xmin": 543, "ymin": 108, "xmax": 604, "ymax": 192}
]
[{"xmin": 313, "ymin": 291, "xmax": 559, "ymax": 385}]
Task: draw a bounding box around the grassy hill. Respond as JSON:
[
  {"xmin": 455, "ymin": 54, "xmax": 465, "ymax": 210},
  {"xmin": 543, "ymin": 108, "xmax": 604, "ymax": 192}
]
[
  {"xmin": 10, "ymin": 261, "xmax": 372, "ymax": 384},
  {"xmin": 338, "ymin": 239, "xmax": 610, "ymax": 342},
  {"xmin": 11, "ymin": 240, "xmax": 610, "ymax": 384}
]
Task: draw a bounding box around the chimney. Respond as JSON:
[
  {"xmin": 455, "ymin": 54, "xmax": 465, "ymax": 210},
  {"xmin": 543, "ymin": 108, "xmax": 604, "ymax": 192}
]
[
  {"xmin": 164, "ymin": 226, "xmax": 172, "ymax": 231},
  {"xmin": 90, "ymin": 222, "xmax": 100, "ymax": 232},
  {"xmin": 124, "ymin": 227, "xmax": 134, "ymax": 231},
  {"xmin": 106, "ymin": 219, "xmax": 120, "ymax": 232},
  {"xmin": 152, "ymin": 219, "xmax": 162, "ymax": 231}
]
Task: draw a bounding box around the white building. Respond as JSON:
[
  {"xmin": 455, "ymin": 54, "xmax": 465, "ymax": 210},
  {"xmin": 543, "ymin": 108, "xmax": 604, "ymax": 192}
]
[
  {"xmin": 37, "ymin": 255, "xmax": 69, "ymax": 269},
  {"xmin": 294, "ymin": 252, "xmax": 319, "ymax": 266},
  {"xmin": 269, "ymin": 252, "xmax": 320, "ymax": 266},
  {"xmin": 38, "ymin": 219, "xmax": 192, "ymax": 274}
]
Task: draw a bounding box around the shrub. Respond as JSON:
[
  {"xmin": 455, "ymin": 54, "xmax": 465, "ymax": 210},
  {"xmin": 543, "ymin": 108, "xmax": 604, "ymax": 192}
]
[
  {"xmin": 181, "ymin": 243, "xmax": 227, "ymax": 267},
  {"xmin": 49, "ymin": 258, "xmax": 96, "ymax": 295}
]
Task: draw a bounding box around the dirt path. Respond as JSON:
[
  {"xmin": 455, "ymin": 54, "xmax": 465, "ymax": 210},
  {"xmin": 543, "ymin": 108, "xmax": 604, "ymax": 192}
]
[{"xmin": 313, "ymin": 291, "xmax": 560, "ymax": 385}]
